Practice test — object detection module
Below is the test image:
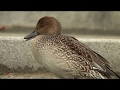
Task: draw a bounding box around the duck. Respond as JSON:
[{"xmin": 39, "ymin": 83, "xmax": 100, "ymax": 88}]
[{"xmin": 24, "ymin": 16, "xmax": 120, "ymax": 79}]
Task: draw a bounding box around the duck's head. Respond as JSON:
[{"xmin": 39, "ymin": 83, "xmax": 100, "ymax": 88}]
[{"xmin": 24, "ymin": 16, "xmax": 62, "ymax": 41}]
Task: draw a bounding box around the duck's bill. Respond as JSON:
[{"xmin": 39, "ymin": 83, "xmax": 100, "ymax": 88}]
[{"xmin": 24, "ymin": 30, "xmax": 38, "ymax": 41}]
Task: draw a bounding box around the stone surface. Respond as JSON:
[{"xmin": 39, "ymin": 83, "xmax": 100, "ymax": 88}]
[
  {"xmin": 0, "ymin": 72, "xmax": 59, "ymax": 79},
  {"xmin": 0, "ymin": 36, "xmax": 41, "ymax": 70},
  {"xmin": 0, "ymin": 36, "xmax": 120, "ymax": 73}
]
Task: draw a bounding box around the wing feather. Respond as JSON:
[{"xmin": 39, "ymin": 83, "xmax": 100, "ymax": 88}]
[{"xmin": 60, "ymin": 35, "xmax": 120, "ymax": 78}]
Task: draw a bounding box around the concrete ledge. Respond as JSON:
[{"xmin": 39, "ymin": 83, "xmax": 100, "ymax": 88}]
[
  {"xmin": 0, "ymin": 36, "xmax": 120, "ymax": 74},
  {"xmin": 0, "ymin": 72, "xmax": 59, "ymax": 79}
]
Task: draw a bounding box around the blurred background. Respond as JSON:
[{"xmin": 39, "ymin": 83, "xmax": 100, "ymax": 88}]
[{"xmin": 0, "ymin": 11, "xmax": 120, "ymax": 38}]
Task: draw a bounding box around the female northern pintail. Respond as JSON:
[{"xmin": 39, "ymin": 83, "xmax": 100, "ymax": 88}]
[{"xmin": 24, "ymin": 16, "xmax": 120, "ymax": 79}]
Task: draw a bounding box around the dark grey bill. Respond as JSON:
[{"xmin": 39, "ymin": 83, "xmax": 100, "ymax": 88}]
[{"xmin": 24, "ymin": 30, "xmax": 38, "ymax": 41}]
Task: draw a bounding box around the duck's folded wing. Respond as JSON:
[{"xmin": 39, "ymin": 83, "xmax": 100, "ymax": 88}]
[{"xmin": 60, "ymin": 36, "xmax": 120, "ymax": 78}]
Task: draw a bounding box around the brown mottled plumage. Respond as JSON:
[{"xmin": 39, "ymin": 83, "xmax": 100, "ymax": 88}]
[{"xmin": 24, "ymin": 16, "xmax": 120, "ymax": 79}]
